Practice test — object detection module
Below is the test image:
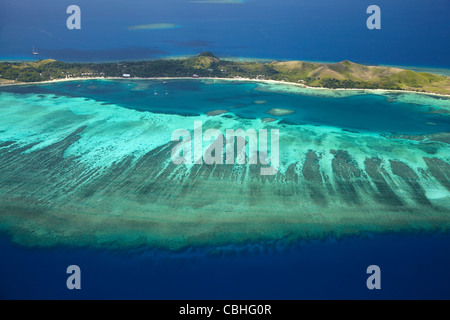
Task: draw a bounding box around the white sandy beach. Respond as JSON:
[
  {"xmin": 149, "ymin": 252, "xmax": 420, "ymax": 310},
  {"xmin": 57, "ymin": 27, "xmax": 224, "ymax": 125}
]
[{"xmin": 2, "ymin": 75, "xmax": 450, "ymax": 98}]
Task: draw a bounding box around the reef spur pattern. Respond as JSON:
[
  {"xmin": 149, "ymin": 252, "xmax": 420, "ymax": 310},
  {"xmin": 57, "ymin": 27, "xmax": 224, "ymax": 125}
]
[{"xmin": 0, "ymin": 90, "xmax": 449, "ymax": 250}]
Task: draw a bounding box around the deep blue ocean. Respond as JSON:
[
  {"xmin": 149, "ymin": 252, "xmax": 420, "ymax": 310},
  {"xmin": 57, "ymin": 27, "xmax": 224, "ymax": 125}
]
[
  {"xmin": 1, "ymin": 0, "xmax": 449, "ymax": 68},
  {"xmin": 1, "ymin": 1, "xmax": 450, "ymax": 300},
  {"xmin": 1, "ymin": 233, "xmax": 449, "ymax": 300}
]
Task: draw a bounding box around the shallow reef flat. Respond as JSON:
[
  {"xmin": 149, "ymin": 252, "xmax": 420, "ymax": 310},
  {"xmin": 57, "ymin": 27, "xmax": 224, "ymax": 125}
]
[
  {"xmin": 255, "ymin": 81, "xmax": 450, "ymax": 110},
  {"xmin": 0, "ymin": 91, "xmax": 449, "ymax": 250}
]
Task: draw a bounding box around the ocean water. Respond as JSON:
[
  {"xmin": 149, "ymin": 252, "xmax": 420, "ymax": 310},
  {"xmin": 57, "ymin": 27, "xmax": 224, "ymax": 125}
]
[
  {"xmin": 0, "ymin": 80, "xmax": 449, "ymax": 299},
  {"xmin": 0, "ymin": 0, "xmax": 449, "ymax": 68},
  {"xmin": 1, "ymin": 233, "xmax": 449, "ymax": 300},
  {"xmin": 1, "ymin": 0, "xmax": 449, "ymax": 301},
  {"xmin": 2, "ymin": 79, "xmax": 450, "ymax": 134}
]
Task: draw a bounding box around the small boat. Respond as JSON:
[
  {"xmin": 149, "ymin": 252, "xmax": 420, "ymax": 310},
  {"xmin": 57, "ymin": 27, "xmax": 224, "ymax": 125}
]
[{"xmin": 32, "ymin": 45, "xmax": 39, "ymax": 55}]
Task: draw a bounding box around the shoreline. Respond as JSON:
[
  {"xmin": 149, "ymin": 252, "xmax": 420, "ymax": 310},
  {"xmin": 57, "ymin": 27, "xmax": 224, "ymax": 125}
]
[
  {"xmin": 2, "ymin": 76, "xmax": 450, "ymax": 98},
  {"xmin": 3, "ymin": 54, "xmax": 450, "ymax": 76}
]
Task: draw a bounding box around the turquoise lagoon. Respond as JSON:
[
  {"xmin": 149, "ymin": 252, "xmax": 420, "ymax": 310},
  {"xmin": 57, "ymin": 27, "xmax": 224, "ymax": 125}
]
[
  {"xmin": 3, "ymin": 79, "xmax": 450, "ymax": 134},
  {"xmin": 0, "ymin": 79, "xmax": 449, "ymax": 249},
  {"xmin": 0, "ymin": 79, "xmax": 449, "ymax": 299}
]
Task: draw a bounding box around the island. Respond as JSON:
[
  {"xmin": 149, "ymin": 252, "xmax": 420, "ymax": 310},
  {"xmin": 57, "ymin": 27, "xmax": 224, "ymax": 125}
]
[{"xmin": 1, "ymin": 52, "xmax": 450, "ymax": 95}]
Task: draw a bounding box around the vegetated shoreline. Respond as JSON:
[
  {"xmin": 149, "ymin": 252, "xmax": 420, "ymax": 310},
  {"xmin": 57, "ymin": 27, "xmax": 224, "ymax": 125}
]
[{"xmin": 2, "ymin": 75, "xmax": 450, "ymax": 99}]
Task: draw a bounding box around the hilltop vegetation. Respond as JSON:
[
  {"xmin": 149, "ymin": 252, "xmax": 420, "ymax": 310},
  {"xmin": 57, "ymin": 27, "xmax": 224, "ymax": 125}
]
[
  {"xmin": 270, "ymin": 60, "xmax": 450, "ymax": 93},
  {"xmin": 1, "ymin": 52, "xmax": 449, "ymax": 94}
]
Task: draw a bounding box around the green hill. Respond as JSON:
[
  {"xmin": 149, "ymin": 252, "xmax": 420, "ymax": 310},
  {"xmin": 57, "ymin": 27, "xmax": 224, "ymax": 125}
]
[
  {"xmin": 270, "ymin": 60, "xmax": 450, "ymax": 94},
  {"xmin": 184, "ymin": 53, "xmax": 220, "ymax": 69}
]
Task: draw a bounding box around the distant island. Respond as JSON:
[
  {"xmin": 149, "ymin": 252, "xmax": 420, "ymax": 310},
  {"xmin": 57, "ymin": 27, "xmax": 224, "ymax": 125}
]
[{"xmin": 1, "ymin": 52, "xmax": 449, "ymax": 95}]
